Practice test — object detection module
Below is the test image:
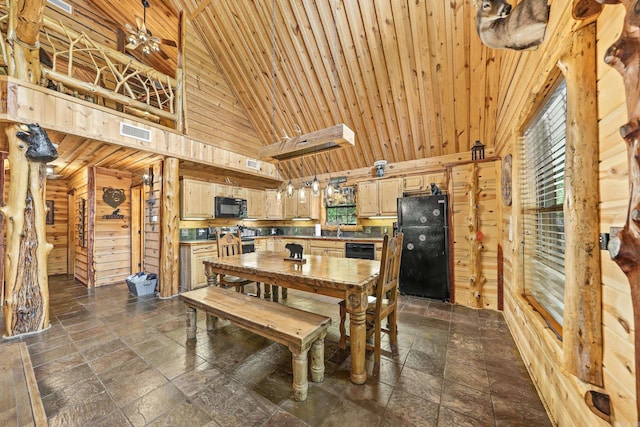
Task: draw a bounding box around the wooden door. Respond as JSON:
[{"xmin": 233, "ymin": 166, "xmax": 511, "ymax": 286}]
[{"xmin": 131, "ymin": 185, "xmax": 143, "ymax": 273}]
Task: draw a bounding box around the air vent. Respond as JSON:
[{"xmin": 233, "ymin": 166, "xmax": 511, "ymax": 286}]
[
  {"xmin": 47, "ymin": 0, "xmax": 72, "ymax": 14},
  {"xmin": 120, "ymin": 122, "xmax": 151, "ymax": 142},
  {"xmin": 246, "ymin": 158, "xmax": 260, "ymax": 170}
]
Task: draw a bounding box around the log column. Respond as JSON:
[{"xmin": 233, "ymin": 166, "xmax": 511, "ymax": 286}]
[
  {"xmin": 159, "ymin": 157, "xmax": 179, "ymax": 298},
  {"xmin": 6, "ymin": 0, "xmax": 46, "ymax": 84},
  {"xmin": 557, "ymin": 23, "xmax": 603, "ymax": 387},
  {"xmin": 1, "ymin": 124, "xmax": 57, "ymax": 337}
]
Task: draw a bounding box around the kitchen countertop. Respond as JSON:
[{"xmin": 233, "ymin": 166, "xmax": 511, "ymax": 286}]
[{"xmin": 254, "ymin": 236, "xmax": 383, "ymax": 243}]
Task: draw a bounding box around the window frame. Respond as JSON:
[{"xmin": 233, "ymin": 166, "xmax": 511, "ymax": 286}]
[{"xmin": 520, "ymin": 78, "xmax": 567, "ymax": 337}]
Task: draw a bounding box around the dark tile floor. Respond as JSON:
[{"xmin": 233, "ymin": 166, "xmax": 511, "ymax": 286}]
[{"xmin": 1, "ymin": 275, "xmax": 551, "ymax": 426}]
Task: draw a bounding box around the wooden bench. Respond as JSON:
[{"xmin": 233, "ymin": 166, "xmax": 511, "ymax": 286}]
[
  {"xmin": 0, "ymin": 342, "xmax": 47, "ymax": 426},
  {"xmin": 180, "ymin": 286, "xmax": 330, "ymax": 401}
]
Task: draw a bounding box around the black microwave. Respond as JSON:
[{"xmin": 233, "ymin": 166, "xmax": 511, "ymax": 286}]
[{"xmin": 214, "ymin": 196, "xmax": 247, "ymax": 219}]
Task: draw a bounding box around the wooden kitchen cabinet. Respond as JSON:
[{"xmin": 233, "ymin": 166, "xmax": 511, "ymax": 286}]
[
  {"xmin": 283, "ymin": 193, "xmax": 319, "ymax": 219},
  {"xmin": 404, "ymin": 175, "xmax": 426, "ymax": 192},
  {"xmin": 309, "ymin": 240, "xmax": 345, "ymax": 258},
  {"xmin": 214, "ymin": 184, "xmax": 246, "ymax": 199},
  {"xmin": 357, "ymin": 178, "xmax": 402, "ymax": 217},
  {"xmin": 179, "ymin": 242, "xmax": 218, "ymax": 291},
  {"xmin": 264, "ymin": 190, "xmax": 283, "ymax": 219},
  {"xmin": 246, "ymin": 188, "xmax": 265, "ymax": 219},
  {"xmin": 275, "ymin": 238, "xmax": 309, "ymax": 254},
  {"xmin": 181, "ymin": 179, "xmax": 213, "ymax": 219}
]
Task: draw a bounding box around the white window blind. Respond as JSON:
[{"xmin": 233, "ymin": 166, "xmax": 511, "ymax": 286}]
[{"xmin": 521, "ymin": 79, "xmax": 567, "ymax": 328}]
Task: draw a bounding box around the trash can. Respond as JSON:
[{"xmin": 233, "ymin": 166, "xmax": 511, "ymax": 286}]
[{"xmin": 126, "ymin": 272, "xmax": 156, "ymax": 296}]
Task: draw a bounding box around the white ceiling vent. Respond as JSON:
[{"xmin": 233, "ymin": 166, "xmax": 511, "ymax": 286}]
[
  {"xmin": 47, "ymin": 0, "xmax": 72, "ymax": 14},
  {"xmin": 246, "ymin": 158, "xmax": 260, "ymax": 170},
  {"xmin": 120, "ymin": 122, "xmax": 151, "ymax": 142}
]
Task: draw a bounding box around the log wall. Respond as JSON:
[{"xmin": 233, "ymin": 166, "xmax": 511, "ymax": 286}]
[
  {"xmin": 450, "ymin": 161, "xmax": 499, "ymax": 309},
  {"xmin": 45, "ymin": 179, "xmax": 68, "ymax": 275},
  {"xmin": 493, "ymin": 1, "xmax": 634, "ymax": 425},
  {"xmin": 183, "ymin": 20, "xmax": 262, "ymax": 157},
  {"xmin": 94, "ymin": 168, "xmax": 132, "ymax": 287},
  {"xmin": 68, "ymin": 168, "xmax": 88, "ymax": 285},
  {"xmin": 3, "ymin": 173, "xmax": 68, "ymax": 276}
]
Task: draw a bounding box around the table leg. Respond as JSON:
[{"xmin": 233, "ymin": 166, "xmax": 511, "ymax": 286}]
[
  {"xmin": 282, "ymin": 288, "xmax": 288, "ymax": 300},
  {"xmin": 347, "ymin": 291, "xmax": 368, "ymax": 384},
  {"xmin": 272, "ymin": 286, "xmax": 279, "ymax": 302},
  {"xmin": 186, "ymin": 307, "xmax": 197, "ymax": 339},
  {"xmin": 263, "ymin": 284, "xmax": 272, "ymax": 300},
  {"xmin": 206, "ymin": 314, "xmax": 217, "ymax": 331}
]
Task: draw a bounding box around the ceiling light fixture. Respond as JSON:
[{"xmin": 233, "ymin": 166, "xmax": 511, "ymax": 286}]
[{"xmin": 125, "ymin": 0, "xmax": 161, "ymax": 55}]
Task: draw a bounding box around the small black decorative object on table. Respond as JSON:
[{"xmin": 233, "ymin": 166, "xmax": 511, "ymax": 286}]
[{"xmin": 284, "ymin": 243, "xmax": 306, "ymax": 264}]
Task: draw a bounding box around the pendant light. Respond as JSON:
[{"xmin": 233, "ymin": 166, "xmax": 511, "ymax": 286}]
[
  {"xmin": 286, "ymin": 178, "xmax": 294, "ymax": 198},
  {"xmin": 298, "ymin": 158, "xmax": 307, "ymax": 203},
  {"xmin": 312, "ymin": 145, "xmax": 320, "ymax": 196}
]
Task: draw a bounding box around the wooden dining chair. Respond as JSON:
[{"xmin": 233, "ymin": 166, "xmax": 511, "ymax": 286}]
[
  {"xmin": 215, "ymin": 230, "xmax": 260, "ymax": 297},
  {"xmin": 338, "ymin": 232, "xmax": 403, "ymax": 365}
]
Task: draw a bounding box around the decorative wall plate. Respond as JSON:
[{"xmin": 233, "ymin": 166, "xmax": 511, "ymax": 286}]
[{"xmin": 502, "ymin": 154, "xmax": 512, "ymax": 206}]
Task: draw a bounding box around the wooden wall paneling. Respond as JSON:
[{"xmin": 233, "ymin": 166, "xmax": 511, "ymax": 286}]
[
  {"xmin": 451, "ymin": 163, "xmax": 472, "ymax": 305},
  {"xmin": 451, "ymin": 0, "xmax": 471, "ymax": 153},
  {"xmin": 46, "ymin": 179, "xmax": 68, "ymax": 275},
  {"xmin": 68, "ymin": 167, "xmax": 88, "ymax": 285},
  {"xmin": 386, "ymin": 0, "xmax": 420, "ymax": 161},
  {"xmin": 432, "ymin": 0, "xmax": 456, "ymax": 155},
  {"xmin": 408, "ymin": 0, "xmax": 440, "ymax": 157},
  {"xmin": 94, "ymin": 168, "xmax": 132, "ymax": 286},
  {"xmin": 87, "ymin": 166, "xmax": 96, "ymax": 287},
  {"xmin": 143, "ymin": 162, "xmax": 162, "ymax": 277}
]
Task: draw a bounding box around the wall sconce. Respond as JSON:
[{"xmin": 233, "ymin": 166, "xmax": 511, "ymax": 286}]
[
  {"xmin": 471, "ymin": 140, "xmax": 485, "ymax": 161},
  {"xmin": 142, "ymin": 167, "xmax": 154, "ymax": 187}
]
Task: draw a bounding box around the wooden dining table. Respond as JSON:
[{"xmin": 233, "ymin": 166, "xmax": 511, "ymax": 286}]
[{"xmin": 203, "ymin": 251, "xmax": 380, "ymax": 384}]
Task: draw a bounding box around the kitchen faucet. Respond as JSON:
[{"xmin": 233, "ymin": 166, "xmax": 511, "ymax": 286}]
[{"xmin": 337, "ymin": 224, "xmax": 342, "ymax": 238}]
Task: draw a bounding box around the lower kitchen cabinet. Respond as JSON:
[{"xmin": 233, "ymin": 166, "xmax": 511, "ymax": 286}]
[
  {"xmin": 180, "ymin": 242, "xmax": 218, "ymax": 291},
  {"xmin": 309, "ymin": 240, "xmax": 345, "ymax": 258}
]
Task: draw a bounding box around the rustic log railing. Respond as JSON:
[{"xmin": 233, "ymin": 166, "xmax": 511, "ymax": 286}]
[{"xmin": 0, "ymin": 5, "xmax": 181, "ymax": 129}]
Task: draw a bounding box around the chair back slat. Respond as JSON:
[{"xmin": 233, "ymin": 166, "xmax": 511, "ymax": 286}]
[
  {"xmin": 216, "ymin": 231, "xmax": 244, "ymax": 258},
  {"xmin": 376, "ymin": 233, "xmax": 403, "ymax": 304}
]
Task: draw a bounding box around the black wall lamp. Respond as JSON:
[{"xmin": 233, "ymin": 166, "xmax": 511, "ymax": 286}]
[{"xmin": 471, "ymin": 140, "xmax": 485, "ymax": 161}]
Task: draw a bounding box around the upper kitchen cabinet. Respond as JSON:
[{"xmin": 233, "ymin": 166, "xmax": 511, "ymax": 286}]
[
  {"xmin": 181, "ymin": 179, "xmax": 214, "ymax": 219},
  {"xmin": 283, "ymin": 193, "xmax": 320, "ymax": 219},
  {"xmin": 404, "ymin": 172, "xmax": 448, "ymax": 194},
  {"xmin": 246, "ymin": 188, "xmax": 265, "ymax": 219},
  {"xmin": 215, "ymin": 184, "xmax": 247, "ymax": 199},
  {"xmin": 357, "ymin": 178, "xmax": 402, "ymax": 217},
  {"xmin": 264, "ymin": 190, "xmax": 284, "ymax": 220}
]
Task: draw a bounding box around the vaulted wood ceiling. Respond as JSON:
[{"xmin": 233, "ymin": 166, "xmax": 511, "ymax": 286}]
[{"xmin": 53, "ymin": 0, "xmax": 502, "ymax": 180}]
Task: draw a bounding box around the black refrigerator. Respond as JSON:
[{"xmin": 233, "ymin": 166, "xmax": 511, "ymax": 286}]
[{"xmin": 397, "ymin": 195, "xmax": 449, "ymax": 300}]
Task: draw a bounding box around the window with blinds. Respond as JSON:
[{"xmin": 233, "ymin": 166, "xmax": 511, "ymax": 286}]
[{"xmin": 521, "ymin": 79, "xmax": 567, "ymax": 331}]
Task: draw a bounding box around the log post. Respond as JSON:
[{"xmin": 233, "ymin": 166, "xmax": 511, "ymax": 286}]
[
  {"xmin": 6, "ymin": 0, "xmax": 46, "ymax": 84},
  {"xmin": 159, "ymin": 158, "xmax": 179, "ymax": 298},
  {"xmin": 0, "ymin": 151, "xmax": 6, "ymax": 309},
  {"xmin": 592, "ymin": 0, "xmax": 640, "ymax": 422},
  {"xmin": 557, "ymin": 23, "xmax": 603, "ymax": 387},
  {"xmin": 468, "ymin": 163, "xmax": 484, "ymax": 308},
  {"xmin": 1, "ymin": 123, "xmax": 57, "ymax": 337}
]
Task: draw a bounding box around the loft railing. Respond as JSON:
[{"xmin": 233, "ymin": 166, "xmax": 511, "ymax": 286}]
[{"xmin": 0, "ymin": 8, "xmax": 182, "ymax": 130}]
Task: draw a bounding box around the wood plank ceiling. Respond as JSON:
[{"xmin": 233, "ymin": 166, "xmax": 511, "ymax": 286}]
[
  {"xmin": 172, "ymin": 0, "xmax": 501, "ymax": 179},
  {"xmin": 24, "ymin": 0, "xmax": 503, "ymax": 181}
]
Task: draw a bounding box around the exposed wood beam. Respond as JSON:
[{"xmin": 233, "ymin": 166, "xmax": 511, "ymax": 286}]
[
  {"xmin": 258, "ymin": 124, "xmax": 354, "ymax": 162},
  {"xmin": 189, "ymin": 0, "xmax": 212, "ymax": 20}
]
